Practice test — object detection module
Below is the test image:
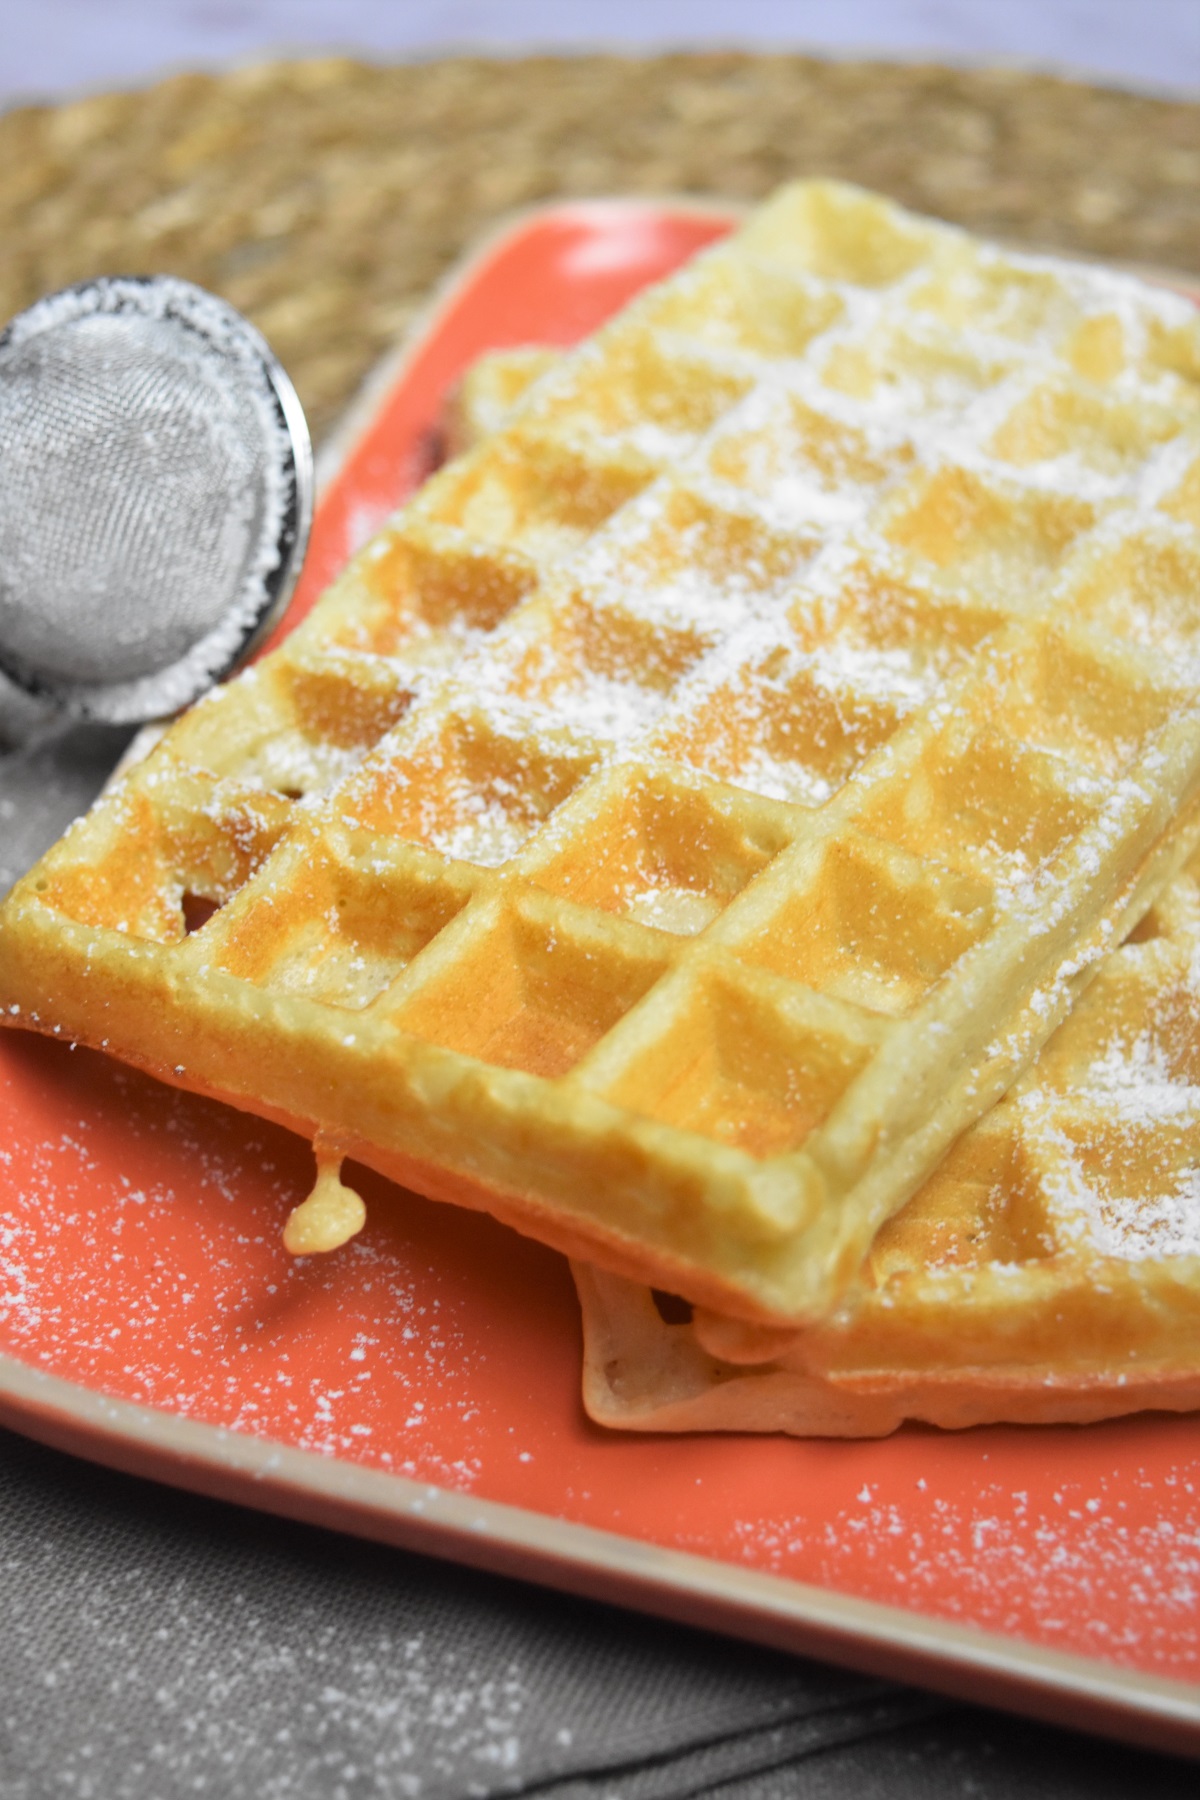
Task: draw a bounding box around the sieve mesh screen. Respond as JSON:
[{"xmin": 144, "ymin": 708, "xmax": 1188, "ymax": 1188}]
[{"xmin": 0, "ymin": 276, "xmax": 310, "ymax": 723}]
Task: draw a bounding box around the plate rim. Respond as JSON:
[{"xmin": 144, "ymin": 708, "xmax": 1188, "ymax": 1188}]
[{"xmin": 4, "ymin": 1348, "xmax": 1200, "ymax": 1758}]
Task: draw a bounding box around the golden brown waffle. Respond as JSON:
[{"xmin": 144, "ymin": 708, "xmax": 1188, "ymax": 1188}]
[
  {"xmin": 7, "ymin": 182, "xmax": 1200, "ymax": 1327},
  {"xmin": 576, "ymin": 852, "xmax": 1200, "ymax": 1434},
  {"xmin": 442, "ymin": 346, "xmax": 561, "ymax": 461}
]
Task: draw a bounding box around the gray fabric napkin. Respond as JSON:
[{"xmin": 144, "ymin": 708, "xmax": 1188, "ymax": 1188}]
[{"xmin": 2, "ymin": 719, "xmax": 1197, "ymax": 1798}]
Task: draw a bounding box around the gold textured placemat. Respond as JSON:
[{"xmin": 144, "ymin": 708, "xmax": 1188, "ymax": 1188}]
[{"xmin": 2, "ymin": 53, "xmax": 1198, "ymax": 440}]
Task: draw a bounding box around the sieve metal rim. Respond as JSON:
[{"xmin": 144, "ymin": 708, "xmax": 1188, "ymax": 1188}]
[{"xmin": 0, "ymin": 273, "xmax": 313, "ymax": 725}]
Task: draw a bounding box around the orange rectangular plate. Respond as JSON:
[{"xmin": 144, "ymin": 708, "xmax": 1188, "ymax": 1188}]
[{"xmin": 3, "ymin": 200, "xmax": 1199, "ymax": 1759}]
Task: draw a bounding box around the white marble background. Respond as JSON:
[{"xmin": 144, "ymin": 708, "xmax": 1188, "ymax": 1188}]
[{"xmin": 4, "ymin": 0, "xmax": 1198, "ymax": 108}]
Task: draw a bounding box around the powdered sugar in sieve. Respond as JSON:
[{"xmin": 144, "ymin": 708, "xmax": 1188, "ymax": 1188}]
[{"xmin": 0, "ymin": 275, "xmax": 312, "ymax": 726}]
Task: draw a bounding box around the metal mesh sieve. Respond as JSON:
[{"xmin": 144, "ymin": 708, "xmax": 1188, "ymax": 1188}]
[{"xmin": 0, "ymin": 275, "xmax": 312, "ymax": 725}]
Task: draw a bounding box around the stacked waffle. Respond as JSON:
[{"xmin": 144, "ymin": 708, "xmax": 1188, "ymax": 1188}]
[
  {"xmin": 576, "ymin": 847, "xmax": 1200, "ymax": 1432},
  {"xmin": 4, "ymin": 182, "xmax": 1200, "ymax": 1431}
]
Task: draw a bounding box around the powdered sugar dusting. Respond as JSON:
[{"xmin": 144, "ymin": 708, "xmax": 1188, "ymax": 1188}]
[
  {"xmin": 1080, "ymin": 1030, "xmax": 1200, "ymax": 1125},
  {"xmin": 0, "ymin": 1043, "xmax": 505, "ymax": 1486},
  {"xmin": 1085, "ymin": 1165, "xmax": 1200, "ymax": 1261},
  {"xmin": 4, "ymin": 1030, "xmax": 1200, "ymax": 1697},
  {"xmin": 1042, "ymin": 1119, "xmax": 1200, "ymax": 1262},
  {"xmin": 709, "ymin": 1458, "xmax": 1200, "ymax": 1674}
]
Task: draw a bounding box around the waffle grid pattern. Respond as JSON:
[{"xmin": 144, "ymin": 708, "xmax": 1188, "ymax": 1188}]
[
  {"xmin": 577, "ymin": 850, "xmax": 1200, "ymax": 1433},
  {"xmin": 7, "ymin": 183, "xmax": 1200, "ymax": 1324}
]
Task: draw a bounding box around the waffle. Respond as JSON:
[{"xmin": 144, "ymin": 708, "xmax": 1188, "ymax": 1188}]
[
  {"xmin": 7, "ymin": 182, "xmax": 1200, "ymax": 1327},
  {"xmin": 442, "ymin": 345, "xmax": 561, "ymax": 461},
  {"xmin": 577, "ymin": 850, "xmax": 1200, "ymax": 1434}
]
